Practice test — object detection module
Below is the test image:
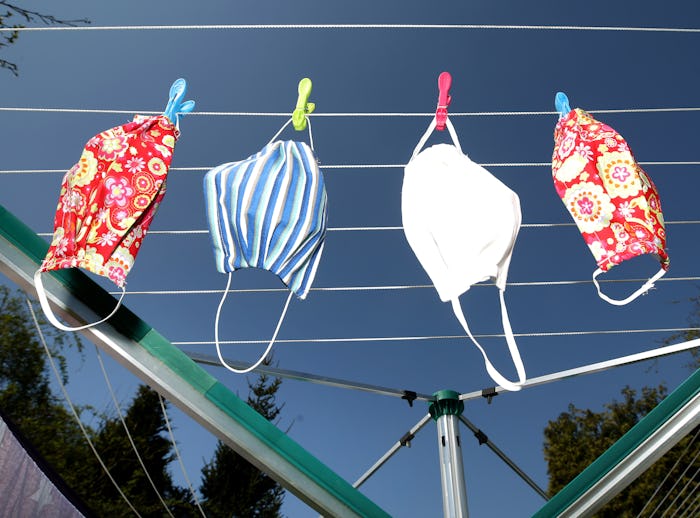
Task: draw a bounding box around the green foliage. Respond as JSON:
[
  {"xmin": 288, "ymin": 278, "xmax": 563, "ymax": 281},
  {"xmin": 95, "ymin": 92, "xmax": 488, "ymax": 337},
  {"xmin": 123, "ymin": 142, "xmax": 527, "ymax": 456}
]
[
  {"xmin": 200, "ymin": 372, "xmax": 285, "ymax": 517},
  {"xmin": 0, "ymin": 285, "xmax": 199, "ymax": 515},
  {"xmin": 544, "ymin": 385, "xmax": 700, "ymax": 516},
  {"xmin": 0, "ymin": 286, "xmax": 93, "ymax": 491},
  {"xmin": 78, "ymin": 385, "xmax": 199, "ymax": 517}
]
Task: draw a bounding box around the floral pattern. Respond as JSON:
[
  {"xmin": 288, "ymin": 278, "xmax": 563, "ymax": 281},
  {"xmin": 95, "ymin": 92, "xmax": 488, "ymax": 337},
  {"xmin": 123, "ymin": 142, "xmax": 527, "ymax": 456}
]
[
  {"xmin": 552, "ymin": 108, "xmax": 668, "ymax": 272},
  {"xmin": 40, "ymin": 115, "xmax": 179, "ymax": 287},
  {"xmin": 562, "ymin": 182, "xmax": 616, "ymax": 234}
]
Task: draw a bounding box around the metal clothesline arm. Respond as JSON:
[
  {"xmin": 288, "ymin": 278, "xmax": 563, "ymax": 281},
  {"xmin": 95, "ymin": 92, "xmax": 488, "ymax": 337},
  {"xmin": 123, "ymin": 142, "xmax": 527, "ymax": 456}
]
[
  {"xmin": 185, "ymin": 351, "xmax": 434, "ymax": 403},
  {"xmin": 457, "ymin": 415, "xmax": 548, "ymax": 500},
  {"xmin": 353, "ymin": 413, "xmax": 433, "ymax": 488},
  {"xmin": 459, "ymin": 338, "xmax": 700, "ymax": 402}
]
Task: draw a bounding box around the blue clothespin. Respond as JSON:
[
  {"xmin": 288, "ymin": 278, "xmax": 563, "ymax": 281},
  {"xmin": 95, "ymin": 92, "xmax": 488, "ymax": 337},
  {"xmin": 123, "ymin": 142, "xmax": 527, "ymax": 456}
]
[
  {"xmin": 163, "ymin": 78, "xmax": 195, "ymax": 128},
  {"xmin": 292, "ymin": 78, "xmax": 315, "ymax": 131},
  {"xmin": 555, "ymin": 92, "xmax": 571, "ymax": 119}
]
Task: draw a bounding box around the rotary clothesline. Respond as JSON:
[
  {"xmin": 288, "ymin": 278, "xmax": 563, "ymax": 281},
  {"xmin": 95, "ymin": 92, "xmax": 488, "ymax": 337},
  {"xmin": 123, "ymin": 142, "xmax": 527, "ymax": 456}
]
[{"xmin": 2, "ymin": 23, "xmax": 700, "ymax": 33}]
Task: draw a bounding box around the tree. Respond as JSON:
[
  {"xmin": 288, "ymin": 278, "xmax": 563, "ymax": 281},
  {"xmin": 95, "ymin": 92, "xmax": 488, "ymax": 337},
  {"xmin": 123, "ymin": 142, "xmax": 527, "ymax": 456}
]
[
  {"xmin": 200, "ymin": 371, "xmax": 286, "ymax": 517},
  {"xmin": 544, "ymin": 384, "xmax": 700, "ymax": 516},
  {"xmin": 80, "ymin": 384, "xmax": 198, "ymax": 517},
  {"xmin": 0, "ymin": 1, "xmax": 89, "ymax": 75},
  {"xmin": 0, "ymin": 285, "xmax": 94, "ymax": 495},
  {"xmin": 0, "ymin": 285, "xmax": 198, "ymax": 515}
]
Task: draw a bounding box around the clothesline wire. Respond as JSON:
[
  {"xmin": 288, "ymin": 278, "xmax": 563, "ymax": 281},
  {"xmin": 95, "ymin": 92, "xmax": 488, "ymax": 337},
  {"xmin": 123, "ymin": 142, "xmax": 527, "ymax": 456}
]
[
  {"xmin": 93, "ymin": 346, "xmax": 176, "ymax": 518},
  {"xmin": 158, "ymin": 394, "xmax": 207, "ymax": 518},
  {"xmin": 658, "ymin": 455, "xmax": 700, "ymax": 517},
  {"xmin": 2, "ymin": 107, "xmax": 700, "ymax": 116},
  {"xmin": 1, "ymin": 23, "xmax": 700, "ymax": 33},
  {"xmin": 171, "ymin": 326, "xmax": 700, "ymax": 347},
  {"xmin": 28, "ymin": 218, "xmax": 700, "ymax": 238},
  {"xmin": 636, "ymin": 428, "xmax": 700, "ymax": 518},
  {"xmin": 3, "ymin": 161, "xmax": 700, "ymax": 176},
  {"xmin": 107, "ymin": 276, "xmax": 700, "ymax": 297},
  {"xmin": 25, "ymin": 299, "xmax": 142, "ymax": 517}
]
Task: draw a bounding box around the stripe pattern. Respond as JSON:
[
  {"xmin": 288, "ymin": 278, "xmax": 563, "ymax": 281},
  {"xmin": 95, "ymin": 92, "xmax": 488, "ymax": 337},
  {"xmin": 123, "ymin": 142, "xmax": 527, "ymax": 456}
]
[{"xmin": 203, "ymin": 140, "xmax": 327, "ymax": 299}]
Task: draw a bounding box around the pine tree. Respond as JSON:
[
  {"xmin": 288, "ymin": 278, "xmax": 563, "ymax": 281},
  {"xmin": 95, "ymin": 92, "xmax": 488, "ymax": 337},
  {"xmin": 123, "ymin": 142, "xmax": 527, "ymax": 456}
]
[
  {"xmin": 200, "ymin": 372, "xmax": 285, "ymax": 517},
  {"xmin": 81, "ymin": 385, "xmax": 198, "ymax": 517}
]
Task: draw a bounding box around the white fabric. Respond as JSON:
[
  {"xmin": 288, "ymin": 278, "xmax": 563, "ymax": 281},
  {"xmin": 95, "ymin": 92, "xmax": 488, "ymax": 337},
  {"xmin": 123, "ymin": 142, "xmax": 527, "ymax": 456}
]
[
  {"xmin": 33, "ymin": 269, "xmax": 125, "ymax": 331},
  {"xmin": 402, "ymin": 117, "xmax": 526, "ymax": 390},
  {"xmin": 592, "ymin": 266, "xmax": 667, "ymax": 306}
]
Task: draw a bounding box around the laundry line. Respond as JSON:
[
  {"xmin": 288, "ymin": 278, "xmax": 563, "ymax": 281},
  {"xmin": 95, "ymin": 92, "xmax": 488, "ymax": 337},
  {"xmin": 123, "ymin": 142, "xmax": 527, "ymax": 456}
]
[
  {"xmin": 1, "ymin": 23, "xmax": 699, "ymax": 33},
  {"xmin": 2, "ymin": 106, "xmax": 700, "ymax": 117},
  {"xmin": 108, "ymin": 276, "xmax": 700, "ymax": 297},
  {"xmin": 172, "ymin": 326, "xmax": 700, "ymax": 347},
  {"xmin": 30, "ymin": 218, "xmax": 698, "ymax": 239},
  {"xmin": 3, "ymin": 161, "xmax": 699, "ymax": 176}
]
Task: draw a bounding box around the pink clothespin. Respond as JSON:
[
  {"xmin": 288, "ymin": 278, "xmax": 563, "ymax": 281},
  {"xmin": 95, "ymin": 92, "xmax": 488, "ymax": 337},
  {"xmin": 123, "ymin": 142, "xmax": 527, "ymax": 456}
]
[{"xmin": 435, "ymin": 71, "xmax": 452, "ymax": 131}]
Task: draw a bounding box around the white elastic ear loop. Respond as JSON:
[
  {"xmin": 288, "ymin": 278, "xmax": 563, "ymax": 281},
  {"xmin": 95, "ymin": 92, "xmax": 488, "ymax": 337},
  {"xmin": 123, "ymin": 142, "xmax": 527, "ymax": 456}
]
[
  {"xmin": 410, "ymin": 116, "xmax": 463, "ymax": 159},
  {"xmin": 214, "ymin": 272, "xmax": 293, "ymax": 374},
  {"xmin": 450, "ymin": 295, "xmax": 526, "ymax": 392},
  {"xmin": 33, "ymin": 269, "xmax": 126, "ymax": 331},
  {"xmin": 267, "ymin": 116, "xmax": 315, "ymax": 150},
  {"xmin": 592, "ymin": 266, "xmax": 666, "ymax": 306}
]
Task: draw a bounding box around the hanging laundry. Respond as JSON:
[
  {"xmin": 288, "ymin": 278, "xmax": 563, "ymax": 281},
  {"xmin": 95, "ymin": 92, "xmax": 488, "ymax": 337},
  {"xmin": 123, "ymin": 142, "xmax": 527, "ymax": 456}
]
[
  {"xmin": 551, "ymin": 94, "xmax": 669, "ymax": 305},
  {"xmin": 402, "ymin": 74, "xmax": 526, "ymax": 391},
  {"xmin": 34, "ymin": 79, "xmax": 194, "ymax": 330},
  {"xmin": 203, "ymin": 78, "xmax": 327, "ymax": 374}
]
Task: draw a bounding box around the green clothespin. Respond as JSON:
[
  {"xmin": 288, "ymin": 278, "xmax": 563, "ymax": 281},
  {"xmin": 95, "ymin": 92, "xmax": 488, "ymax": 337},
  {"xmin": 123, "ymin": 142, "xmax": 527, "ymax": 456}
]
[{"xmin": 292, "ymin": 78, "xmax": 315, "ymax": 131}]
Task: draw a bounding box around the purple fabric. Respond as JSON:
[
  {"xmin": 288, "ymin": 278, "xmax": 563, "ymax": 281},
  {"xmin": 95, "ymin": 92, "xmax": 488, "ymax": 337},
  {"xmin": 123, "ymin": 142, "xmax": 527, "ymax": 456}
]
[{"xmin": 0, "ymin": 416, "xmax": 84, "ymax": 517}]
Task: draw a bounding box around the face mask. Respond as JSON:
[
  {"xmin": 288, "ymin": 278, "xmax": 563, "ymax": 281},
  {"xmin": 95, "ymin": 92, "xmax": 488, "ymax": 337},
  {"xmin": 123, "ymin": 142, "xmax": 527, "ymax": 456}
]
[
  {"xmin": 203, "ymin": 119, "xmax": 327, "ymax": 373},
  {"xmin": 35, "ymin": 114, "xmax": 180, "ymax": 330},
  {"xmin": 34, "ymin": 80, "xmax": 193, "ymax": 331},
  {"xmin": 552, "ymin": 107, "xmax": 669, "ymax": 305},
  {"xmin": 402, "ymin": 117, "xmax": 526, "ymax": 391}
]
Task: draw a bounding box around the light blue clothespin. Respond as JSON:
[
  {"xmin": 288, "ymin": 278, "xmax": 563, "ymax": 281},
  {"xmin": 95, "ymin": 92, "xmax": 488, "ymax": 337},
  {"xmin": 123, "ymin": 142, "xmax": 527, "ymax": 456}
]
[
  {"xmin": 555, "ymin": 91, "xmax": 571, "ymax": 119},
  {"xmin": 163, "ymin": 78, "xmax": 195, "ymax": 128}
]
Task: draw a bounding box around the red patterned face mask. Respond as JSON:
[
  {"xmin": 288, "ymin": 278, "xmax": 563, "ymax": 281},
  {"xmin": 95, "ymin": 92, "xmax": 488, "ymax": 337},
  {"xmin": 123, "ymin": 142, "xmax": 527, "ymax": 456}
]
[
  {"xmin": 552, "ymin": 108, "xmax": 669, "ymax": 305},
  {"xmin": 35, "ymin": 114, "xmax": 179, "ymax": 328}
]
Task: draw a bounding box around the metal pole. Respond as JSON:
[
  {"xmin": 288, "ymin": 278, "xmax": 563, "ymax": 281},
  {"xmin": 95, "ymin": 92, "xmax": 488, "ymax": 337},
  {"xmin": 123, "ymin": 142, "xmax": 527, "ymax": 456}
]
[
  {"xmin": 354, "ymin": 413, "xmax": 433, "ymax": 488},
  {"xmin": 430, "ymin": 390, "xmax": 469, "ymax": 518},
  {"xmin": 458, "ymin": 415, "xmax": 549, "ymax": 500}
]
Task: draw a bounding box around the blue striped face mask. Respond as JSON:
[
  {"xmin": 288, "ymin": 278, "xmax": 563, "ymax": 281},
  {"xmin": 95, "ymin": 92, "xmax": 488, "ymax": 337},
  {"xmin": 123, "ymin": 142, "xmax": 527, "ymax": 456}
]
[{"xmin": 203, "ymin": 120, "xmax": 327, "ymax": 373}]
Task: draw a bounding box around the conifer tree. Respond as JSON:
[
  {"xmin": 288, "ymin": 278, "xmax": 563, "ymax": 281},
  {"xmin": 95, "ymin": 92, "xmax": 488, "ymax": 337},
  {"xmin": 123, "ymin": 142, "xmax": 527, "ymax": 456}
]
[{"xmin": 200, "ymin": 371, "xmax": 285, "ymax": 517}]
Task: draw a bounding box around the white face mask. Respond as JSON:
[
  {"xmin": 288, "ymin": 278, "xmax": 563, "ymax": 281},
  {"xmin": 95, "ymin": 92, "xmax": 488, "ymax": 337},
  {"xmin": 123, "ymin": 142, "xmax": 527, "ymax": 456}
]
[{"xmin": 402, "ymin": 117, "xmax": 526, "ymax": 391}]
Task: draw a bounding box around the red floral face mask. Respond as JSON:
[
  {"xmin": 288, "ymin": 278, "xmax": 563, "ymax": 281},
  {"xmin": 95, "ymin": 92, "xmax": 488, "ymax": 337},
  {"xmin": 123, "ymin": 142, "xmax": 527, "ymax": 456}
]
[
  {"xmin": 552, "ymin": 108, "xmax": 669, "ymax": 305},
  {"xmin": 35, "ymin": 114, "xmax": 179, "ymax": 329}
]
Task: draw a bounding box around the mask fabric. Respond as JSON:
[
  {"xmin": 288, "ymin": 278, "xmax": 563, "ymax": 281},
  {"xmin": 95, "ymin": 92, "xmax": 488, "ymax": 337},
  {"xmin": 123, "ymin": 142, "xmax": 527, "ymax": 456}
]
[
  {"xmin": 402, "ymin": 117, "xmax": 526, "ymax": 391},
  {"xmin": 552, "ymin": 108, "xmax": 669, "ymax": 305},
  {"xmin": 203, "ymin": 120, "xmax": 327, "ymax": 373},
  {"xmin": 35, "ymin": 115, "xmax": 179, "ymax": 330}
]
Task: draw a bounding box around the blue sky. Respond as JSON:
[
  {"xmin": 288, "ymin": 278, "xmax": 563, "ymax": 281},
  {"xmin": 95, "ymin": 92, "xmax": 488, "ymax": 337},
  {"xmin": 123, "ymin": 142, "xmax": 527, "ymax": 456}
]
[{"xmin": 1, "ymin": 1, "xmax": 700, "ymax": 516}]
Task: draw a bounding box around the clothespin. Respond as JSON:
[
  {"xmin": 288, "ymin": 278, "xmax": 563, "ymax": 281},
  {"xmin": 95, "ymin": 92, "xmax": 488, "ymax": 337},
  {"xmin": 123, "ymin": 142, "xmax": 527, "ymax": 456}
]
[
  {"xmin": 435, "ymin": 71, "xmax": 452, "ymax": 131},
  {"xmin": 163, "ymin": 78, "xmax": 195, "ymax": 128},
  {"xmin": 555, "ymin": 91, "xmax": 571, "ymax": 119},
  {"xmin": 292, "ymin": 78, "xmax": 315, "ymax": 131}
]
